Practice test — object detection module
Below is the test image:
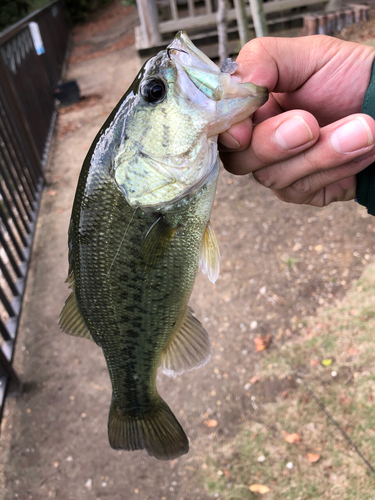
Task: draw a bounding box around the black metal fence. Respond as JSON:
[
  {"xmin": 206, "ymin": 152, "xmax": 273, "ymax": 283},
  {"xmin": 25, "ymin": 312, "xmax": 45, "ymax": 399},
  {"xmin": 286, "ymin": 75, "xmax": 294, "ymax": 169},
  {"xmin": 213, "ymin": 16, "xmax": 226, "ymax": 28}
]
[{"xmin": 0, "ymin": 1, "xmax": 69, "ymax": 417}]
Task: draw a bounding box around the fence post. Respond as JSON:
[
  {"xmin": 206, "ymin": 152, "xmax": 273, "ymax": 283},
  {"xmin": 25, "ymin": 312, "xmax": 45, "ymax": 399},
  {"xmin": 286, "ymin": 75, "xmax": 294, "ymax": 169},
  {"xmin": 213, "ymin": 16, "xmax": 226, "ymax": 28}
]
[
  {"xmin": 136, "ymin": 0, "xmax": 161, "ymax": 47},
  {"xmin": 249, "ymin": 0, "xmax": 268, "ymax": 37},
  {"xmin": 233, "ymin": 0, "xmax": 250, "ymax": 46}
]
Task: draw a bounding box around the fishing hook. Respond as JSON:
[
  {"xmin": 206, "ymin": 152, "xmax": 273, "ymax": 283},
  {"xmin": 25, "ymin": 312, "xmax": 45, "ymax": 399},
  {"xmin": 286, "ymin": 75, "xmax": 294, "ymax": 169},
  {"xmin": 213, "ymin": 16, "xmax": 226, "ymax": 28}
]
[{"xmin": 167, "ymin": 47, "xmax": 188, "ymax": 60}]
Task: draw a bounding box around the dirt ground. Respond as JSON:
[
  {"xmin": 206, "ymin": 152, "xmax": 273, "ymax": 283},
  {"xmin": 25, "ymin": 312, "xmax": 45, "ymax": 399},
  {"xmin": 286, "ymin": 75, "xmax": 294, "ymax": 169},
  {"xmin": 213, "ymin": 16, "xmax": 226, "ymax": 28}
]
[{"xmin": 1, "ymin": 2, "xmax": 375, "ymax": 499}]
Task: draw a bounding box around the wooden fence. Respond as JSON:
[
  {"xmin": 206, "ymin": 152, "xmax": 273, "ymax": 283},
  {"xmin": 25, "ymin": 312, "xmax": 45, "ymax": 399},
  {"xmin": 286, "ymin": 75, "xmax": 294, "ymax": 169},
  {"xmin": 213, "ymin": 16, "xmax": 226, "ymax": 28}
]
[{"xmin": 135, "ymin": 0, "xmax": 333, "ymax": 56}]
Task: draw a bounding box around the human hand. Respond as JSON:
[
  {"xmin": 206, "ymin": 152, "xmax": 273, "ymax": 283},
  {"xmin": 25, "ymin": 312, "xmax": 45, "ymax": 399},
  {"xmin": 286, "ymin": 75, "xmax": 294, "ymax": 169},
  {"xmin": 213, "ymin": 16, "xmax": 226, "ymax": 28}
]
[{"xmin": 219, "ymin": 36, "xmax": 375, "ymax": 206}]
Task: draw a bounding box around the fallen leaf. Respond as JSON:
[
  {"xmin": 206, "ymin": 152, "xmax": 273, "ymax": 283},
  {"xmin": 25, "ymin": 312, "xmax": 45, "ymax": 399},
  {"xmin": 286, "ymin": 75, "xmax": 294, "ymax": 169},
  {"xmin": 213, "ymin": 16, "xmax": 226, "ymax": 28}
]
[
  {"xmin": 250, "ymin": 376, "xmax": 260, "ymax": 384},
  {"xmin": 310, "ymin": 359, "xmax": 319, "ymax": 366},
  {"xmin": 348, "ymin": 347, "xmax": 357, "ymax": 356},
  {"xmin": 349, "ymin": 309, "xmax": 360, "ymax": 316},
  {"xmin": 283, "ymin": 432, "xmax": 301, "ymax": 444},
  {"xmin": 90, "ymin": 382, "xmax": 104, "ymax": 391},
  {"xmin": 321, "ymin": 358, "xmax": 332, "ymax": 366},
  {"xmin": 203, "ymin": 419, "xmax": 218, "ymax": 428},
  {"xmin": 254, "ymin": 334, "xmax": 272, "ymax": 352},
  {"xmin": 307, "ymin": 453, "xmax": 321, "ymax": 463},
  {"xmin": 314, "ymin": 244, "xmax": 323, "ymax": 252},
  {"xmin": 223, "ymin": 468, "xmax": 230, "ymax": 478},
  {"xmin": 48, "ymin": 190, "xmax": 57, "ymax": 196},
  {"xmin": 249, "ymin": 484, "xmax": 270, "ymax": 494}
]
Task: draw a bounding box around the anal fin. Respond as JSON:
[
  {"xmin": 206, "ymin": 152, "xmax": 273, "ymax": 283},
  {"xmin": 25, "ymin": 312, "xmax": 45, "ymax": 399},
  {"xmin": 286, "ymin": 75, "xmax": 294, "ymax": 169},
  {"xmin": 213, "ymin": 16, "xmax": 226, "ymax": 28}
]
[
  {"xmin": 161, "ymin": 306, "xmax": 212, "ymax": 377},
  {"xmin": 199, "ymin": 221, "xmax": 220, "ymax": 284},
  {"xmin": 59, "ymin": 291, "xmax": 95, "ymax": 342}
]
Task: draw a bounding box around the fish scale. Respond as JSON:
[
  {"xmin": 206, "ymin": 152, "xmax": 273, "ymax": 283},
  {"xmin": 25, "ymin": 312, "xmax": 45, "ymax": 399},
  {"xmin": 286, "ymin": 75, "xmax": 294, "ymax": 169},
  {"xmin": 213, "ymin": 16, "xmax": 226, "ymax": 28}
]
[{"xmin": 59, "ymin": 31, "xmax": 268, "ymax": 460}]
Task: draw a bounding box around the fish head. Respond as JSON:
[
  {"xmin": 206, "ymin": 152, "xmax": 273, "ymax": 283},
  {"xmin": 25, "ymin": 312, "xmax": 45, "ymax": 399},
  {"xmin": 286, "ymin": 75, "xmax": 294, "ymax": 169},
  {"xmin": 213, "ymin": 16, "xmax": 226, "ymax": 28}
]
[{"xmin": 114, "ymin": 31, "xmax": 268, "ymax": 208}]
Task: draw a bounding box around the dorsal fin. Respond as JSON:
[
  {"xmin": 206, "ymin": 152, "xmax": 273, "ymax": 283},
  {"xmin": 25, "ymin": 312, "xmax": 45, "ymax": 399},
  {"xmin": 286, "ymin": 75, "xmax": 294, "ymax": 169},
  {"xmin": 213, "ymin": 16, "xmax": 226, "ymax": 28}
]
[
  {"xmin": 59, "ymin": 289, "xmax": 95, "ymax": 342},
  {"xmin": 199, "ymin": 221, "xmax": 220, "ymax": 283},
  {"xmin": 160, "ymin": 306, "xmax": 212, "ymax": 377}
]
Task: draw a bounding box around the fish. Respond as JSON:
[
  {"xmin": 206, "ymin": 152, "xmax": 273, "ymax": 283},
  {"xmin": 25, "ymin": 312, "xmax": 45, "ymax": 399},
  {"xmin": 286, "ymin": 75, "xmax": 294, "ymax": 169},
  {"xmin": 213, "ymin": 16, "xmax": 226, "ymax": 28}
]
[{"xmin": 59, "ymin": 31, "xmax": 268, "ymax": 461}]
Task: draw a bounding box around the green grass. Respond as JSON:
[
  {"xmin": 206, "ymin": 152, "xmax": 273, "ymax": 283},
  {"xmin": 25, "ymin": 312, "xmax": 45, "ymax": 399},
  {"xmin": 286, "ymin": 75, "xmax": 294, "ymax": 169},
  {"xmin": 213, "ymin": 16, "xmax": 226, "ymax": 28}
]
[
  {"xmin": 282, "ymin": 256, "xmax": 300, "ymax": 269},
  {"xmin": 203, "ymin": 264, "xmax": 375, "ymax": 498}
]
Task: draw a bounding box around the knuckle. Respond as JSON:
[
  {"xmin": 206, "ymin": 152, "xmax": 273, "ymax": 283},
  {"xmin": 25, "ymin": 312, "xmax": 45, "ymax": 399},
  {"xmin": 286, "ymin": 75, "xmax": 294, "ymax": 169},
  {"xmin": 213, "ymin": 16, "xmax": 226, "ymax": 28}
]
[
  {"xmin": 253, "ymin": 167, "xmax": 277, "ymax": 188},
  {"xmin": 291, "ymin": 175, "xmax": 313, "ymax": 195},
  {"xmin": 273, "ymin": 189, "xmax": 289, "ymax": 203}
]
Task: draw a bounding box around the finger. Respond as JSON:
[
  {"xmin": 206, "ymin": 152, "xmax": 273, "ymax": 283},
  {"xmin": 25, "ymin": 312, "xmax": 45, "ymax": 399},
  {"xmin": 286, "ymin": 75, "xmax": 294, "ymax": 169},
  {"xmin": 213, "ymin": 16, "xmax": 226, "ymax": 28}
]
[
  {"xmin": 272, "ymin": 175, "xmax": 357, "ymax": 207},
  {"xmin": 219, "ymin": 117, "xmax": 253, "ymax": 151},
  {"xmin": 252, "ymin": 94, "xmax": 285, "ymax": 124},
  {"xmin": 253, "ymin": 114, "xmax": 375, "ymax": 190},
  {"xmin": 220, "ymin": 110, "xmax": 320, "ymax": 175},
  {"xmin": 272, "ymin": 151, "xmax": 375, "ymax": 206},
  {"xmin": 219, "ymin": 95, "xmax": 284, "ymax": 152}
]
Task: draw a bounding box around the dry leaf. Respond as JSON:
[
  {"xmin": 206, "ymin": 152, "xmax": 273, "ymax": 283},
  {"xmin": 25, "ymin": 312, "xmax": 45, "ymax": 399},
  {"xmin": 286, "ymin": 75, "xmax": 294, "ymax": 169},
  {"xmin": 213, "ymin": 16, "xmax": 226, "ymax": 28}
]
[
  {"xmin": 249, "ymin": 484, "xmax": 270, "ymax": 494},
  {"xmin": 349, "ymin": 309, "xmax": 360, "ymax": 316},
  {"xmin": 314, "ymin": 244, "xmax": 323, "ymax": 252},
  {"xmin": 307, "ymin": 453, "xmax": 321, "ymax": 463},
  {"xmin": 284, "ymin": 432, "xmax": 301, "ymax": 444},
  {"xmin": 48, "ymin": 190, "xmax": 57, "ymax": 196},
  {"xmin": 254, "ymin": 334, "xmax": 272, "ymax": 352},
  {"xmin": 203, "ymin": 419, "xmax": 218, "ymax": 428},
  {"xmin": 250, "ymin": 376, "xmax": 260, "ymax": 384},
  {"xmin": 90, "ymin": 382, "xmax": 104, "ymax": 391}
]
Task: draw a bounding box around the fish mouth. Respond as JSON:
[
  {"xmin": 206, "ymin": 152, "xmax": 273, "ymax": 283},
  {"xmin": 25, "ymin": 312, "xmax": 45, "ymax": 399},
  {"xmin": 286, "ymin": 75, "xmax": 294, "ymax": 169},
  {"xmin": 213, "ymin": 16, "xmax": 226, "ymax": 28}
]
[
  {"xmin": 167, "ymin": 31, "xmax": 220, "ymax": 73},
  {"xmin": 167, "ymin": 31, "xmax": 268, "ymax": 105}
]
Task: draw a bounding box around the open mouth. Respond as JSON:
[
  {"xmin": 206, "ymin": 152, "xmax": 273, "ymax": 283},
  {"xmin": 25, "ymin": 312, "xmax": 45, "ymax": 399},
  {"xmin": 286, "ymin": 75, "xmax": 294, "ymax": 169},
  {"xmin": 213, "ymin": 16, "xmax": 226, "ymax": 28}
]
[{"xmin": 167, "ymin": 31, "xmax": 268, "ymax": 104}]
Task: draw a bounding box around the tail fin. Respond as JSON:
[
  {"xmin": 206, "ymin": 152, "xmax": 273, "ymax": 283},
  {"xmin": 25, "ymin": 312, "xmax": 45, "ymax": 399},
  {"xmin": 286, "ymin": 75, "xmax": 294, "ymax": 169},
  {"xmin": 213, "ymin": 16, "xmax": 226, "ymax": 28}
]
[{"xmin": 108, "ymin": 397, "xmax": 189, "ymax": 461}]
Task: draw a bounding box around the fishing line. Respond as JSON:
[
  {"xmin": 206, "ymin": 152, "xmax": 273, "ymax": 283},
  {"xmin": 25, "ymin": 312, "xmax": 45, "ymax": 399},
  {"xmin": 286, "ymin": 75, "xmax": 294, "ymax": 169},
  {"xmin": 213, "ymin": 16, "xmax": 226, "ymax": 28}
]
[
  {"xmin": 269, "ymin": 336, "xmax": 375, "ymax": 475},
  {"xmin": 107, "ymin": 206, "xmax": 139, "ymax": 277},
  {"xmin": 88, "ymin": 206, "xmax": 138, "ymax": 313}
]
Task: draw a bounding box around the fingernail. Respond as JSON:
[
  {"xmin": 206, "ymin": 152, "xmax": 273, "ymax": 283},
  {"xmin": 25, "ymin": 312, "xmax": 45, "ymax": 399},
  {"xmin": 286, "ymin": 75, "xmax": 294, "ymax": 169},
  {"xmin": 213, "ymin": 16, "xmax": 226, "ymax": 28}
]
[
  {"xmin": 331, "ymin": 117, "xmax": 374, "ymax": 153},
  {"xmin": 219, "ymin": 131, "xmax": 241, "ymax": 150},
  {"xmin": 275, "ymin": 116, "xmax": 313, "ymax": 150}
]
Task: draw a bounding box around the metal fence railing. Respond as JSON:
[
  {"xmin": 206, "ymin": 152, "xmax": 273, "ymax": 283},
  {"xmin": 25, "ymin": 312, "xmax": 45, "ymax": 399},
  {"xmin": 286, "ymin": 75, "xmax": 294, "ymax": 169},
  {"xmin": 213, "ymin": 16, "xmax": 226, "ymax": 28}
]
[{"xmin": 0, "ymin": 0, "xmax": 69, "ymax": 418}]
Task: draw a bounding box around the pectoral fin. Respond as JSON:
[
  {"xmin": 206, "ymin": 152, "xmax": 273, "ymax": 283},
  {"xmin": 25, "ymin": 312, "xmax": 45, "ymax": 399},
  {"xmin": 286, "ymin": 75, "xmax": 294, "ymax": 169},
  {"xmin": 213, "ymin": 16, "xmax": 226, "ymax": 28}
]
[
  {"xmin": 59, "ymin": 289, "xmax": 95, "ymax": 342},
  {"xmin": 161, "ymin": 306, "xmax": 212, "ymax": 377},
  {"xmin": 199, "ymin": 221, "xmax": 220, "ymax": 283},
  {"xmin": 139, "ymin": 216, "xmax": 179, "ymax": 270}
]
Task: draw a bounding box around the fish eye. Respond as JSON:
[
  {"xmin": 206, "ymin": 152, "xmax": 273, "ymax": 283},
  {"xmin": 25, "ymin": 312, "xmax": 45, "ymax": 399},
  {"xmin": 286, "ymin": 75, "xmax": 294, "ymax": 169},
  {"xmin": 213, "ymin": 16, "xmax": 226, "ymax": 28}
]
[{"xmin": 140, "ymin": 78, "xmax": 167, "ymax": 104}]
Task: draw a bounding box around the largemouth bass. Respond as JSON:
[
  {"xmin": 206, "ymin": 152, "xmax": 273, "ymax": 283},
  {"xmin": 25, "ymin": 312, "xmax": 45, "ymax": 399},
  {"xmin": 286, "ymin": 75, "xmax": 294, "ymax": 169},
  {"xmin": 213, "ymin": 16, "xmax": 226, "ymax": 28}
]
[{"xmin": 59, "ymin": 32, "xmax": 267, "ymax": 460}]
